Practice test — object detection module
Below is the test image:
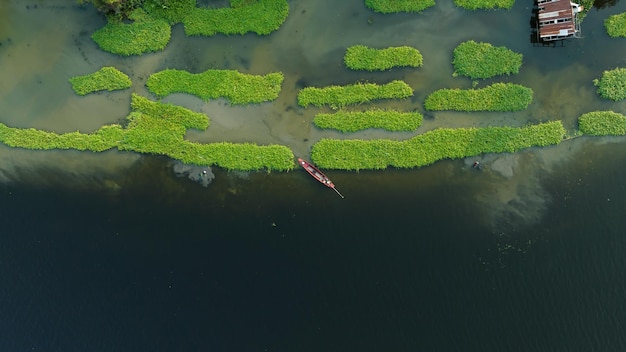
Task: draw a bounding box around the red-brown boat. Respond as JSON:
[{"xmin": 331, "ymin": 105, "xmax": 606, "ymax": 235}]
[{"xmin": 298, "ymin": 158, "xmax": 344, "ymax": 198}]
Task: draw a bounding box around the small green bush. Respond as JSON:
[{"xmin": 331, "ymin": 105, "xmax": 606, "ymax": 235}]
[
  {"xmin": 453, "ymin": 40, "xmax": 522, "ymax": 79},
  {"xmin": 453, "ymin": 0, "xmax": 515, "ymax": 10},
  {"xmin": 91, "ymin": 8, "xmax": 171, "ymax": 56},
  {"xmin": 344, "ymin": 45, "xmax": 423, "ymax": 71},
  {"xmin": 311, "ymin": 121, "xmax": 565, "ymax": 170},
  {"xmin": 314, "ymin": 109, "xmax": 423, "ymax": 132},
  {"xmin": 593, "ymin": 68, "xmax": 626, "ymax": 101},
  {"xmin": 605, "ymin": 12, "xmax": 626, "ymax": 37},
  {"xmin": 364, "ymin": 0, "xmax": 435, "ymax": 13},
  {"xmin": 578, "ymin": 111, "xmax": 626, "ymax": 136},
  {"xmin": 146, "ymin": 69, "xmax": 284, "ymax": 104},
  {"xmin": 69, "ymin": 66, "xmax": 132, "ymax": 95},
  {"xmin": 298, "ymin": 80, "xmax": 414, "ymax": 109},
  {"xmin": 424, "ymin": 83, "xmax": 533, "ymax": 111}
]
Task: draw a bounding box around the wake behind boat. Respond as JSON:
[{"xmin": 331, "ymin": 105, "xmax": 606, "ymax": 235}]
[{"xmin": 298, "ymin": 158, "xmax": 344, "ymax": 198}]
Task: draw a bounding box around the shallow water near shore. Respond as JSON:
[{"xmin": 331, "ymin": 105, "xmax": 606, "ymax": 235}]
[{"xmin": 1, "ymin": 0, "xmax": 626, "ymax": 350}]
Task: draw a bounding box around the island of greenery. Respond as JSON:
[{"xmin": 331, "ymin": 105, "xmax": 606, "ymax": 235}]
[
  {"xmin": 364, "ymin": 0, "xmax": 435, "ymax": 13},
  {"xmin": 424, "ymin": 83, "xmax": 533, "ymax": 111},
  {"xmin": 593, "ymin": 67, "xmax": 626, "ymax": 101},
  {"xmin": 146, "ymin": 69, "xmax": 284, "ymax": 104},
  {"xmin": 298, "ymin": 80, "xmax": 414, "ymax": 109},
  {"xmin": 344, "ymin": 45, "xmax": 423, "ymax": 71},
  {"xmin": 0, "ymin": 94, "xmax": 293, "ymax": 171},
  {"xmin": 578, "ymin": 111, "xmax": 626, "ymax": 136},
  {"xmin": 452, "ymin": 40, "xmax": 523, "ymax": 79},
  {"xmin": 90, "ymin": 0, "xmax": 289, "ymax": 55},
  {"xmin": 313, "ymin": 109, "xmax": 423, "ymax": 133},
  {"xmin": 604, "ymin": 12, "xmax": 626, "ymax": 38},
  {"xmin": 310, "ymin": 121, "xmax": 566, "ymax": 170},
  {"xmin": 453, "ymin": 0, "xmax": 515, "ymax": 10},
  {"xmin": 69, "ymin": 66, "xmax": 132, "ymax": 96}
]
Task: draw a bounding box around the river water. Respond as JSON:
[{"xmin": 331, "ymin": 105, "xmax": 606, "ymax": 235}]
[{"xmin": 1, "ymin": 0, "xmax": 625, "ymax": 350}]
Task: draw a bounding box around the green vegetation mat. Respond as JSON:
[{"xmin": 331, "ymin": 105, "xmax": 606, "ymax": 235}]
[
  {"xmin": 424, "ymin": 83, "xmax": 533, "ymax": 111},
  {"xmin": 593, "ymin": 68, "xmax": 626, "ymax": 101},
  {"xmin": 344, "ymin": 45, "xmax": 423, "ymax": 71},
  {"xmin": 453, "ymin": 0, "xmax": 515, "ymax": 10},
  {"xmin": 69, "ymin": 66, "xmax": 132, "ymax": 96},
  {"xmin": 130, "ymin": 94, "xmax": 209, "ymax": 130},
  {"xmin": 310, "ymin": 121, "xmax": 565, "ymax": 170},
  {"xmin": 91, "ymin": 9, "xmax": 171, "ymax": 56},
  {"xmin": 313, "ymin": 109, "xmax": 423, "ymax": 132},
  {"xmin": 298, "ymin": 80, "xmax": 414, "ymax": 109},
  {"xmin": 0, "ymin": 94, "xmax": 293, "ymax": 171},
  {"xmin": 452, "ymin": 40, "xmax": 522, "ymax": 79},
  {"xmin": 578, "ymin": 111, "xmax": 626, "ymax": 136},
  {"xmin": 92, "ymin": 0, "xmax": 288, "ymax": 55},
  {"xmin": 364, "ymin": 0, "xmax": 436, "ymax": 13},
  {"xmin": 146, "ymin": 69, "xmax": 284, "ymax": 104},
  {"xmin": 604, "ymin": 12, "xmax": 626, "ymax": 38}
]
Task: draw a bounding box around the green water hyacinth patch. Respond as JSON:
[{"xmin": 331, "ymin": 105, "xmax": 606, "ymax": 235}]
[
  {"xmin": 605, "ymin": 12, "xmax": 626, "ymax": 37},
  {"xmin": 593, "ymin": 68, "xmax": 626, "ymax": 101},
  {"xmin": 578, "ymin": 111, "xmax": 626, "ymax": 136},
  {"xmin": 181, "ymin": 0, "xmax": 289, "ymax": 36},
  {"xmin": 365, "ymin": 0, "xmax": 435, "ymax": 13},
  {"xmin": 454, "ymin": 0, "xmax": 515, "ymax": 10},
  {"xmin": 310, "ymin": 121, "xmax": 565, "ymax": 170},
  {"xmin": 424, "ymin": 83, "xmax": 533, "ymax": 111},
  {"xmin": 344, "ymin": 45, "xmax": 423, "ymax": 71},
  {"xmin": 452, "ymin": 40, "xmax": 522, "ymax": 79},
  {"xmin": 91, "ymin": 9, "xmax": 171, "ymax": 56},
  {"xmin": 298, "ymin": 80, "xmax": 414, "ymax": 109},
  {"xmin": 146, "ymin": 69, "xmax": 284, "ymax": 104},
  {"xmin": 69, "ymin": 66, "xmax": 132, "ymax": 96},
  {"xmin": 314, "ymin": 109, "xmax": 423, "ymax": 132},
  {"xmin": 130, "ymin": 94, "xmax": 209, "ymax": 130}
]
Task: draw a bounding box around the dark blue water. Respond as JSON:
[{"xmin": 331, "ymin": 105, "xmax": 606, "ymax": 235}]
[{"xmin": 1, "ymin": 144, "xmax": 625, "ymax": 351}]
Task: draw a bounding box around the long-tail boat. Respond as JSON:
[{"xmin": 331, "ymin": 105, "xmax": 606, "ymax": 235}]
[{"xmin": 297, "ymin": 158, "xmax": 344, "ymax": 198}]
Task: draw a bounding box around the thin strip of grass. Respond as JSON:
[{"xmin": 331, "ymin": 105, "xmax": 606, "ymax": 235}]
[
  {"xmin": 130, "ymin": 94, "xmax": 209, "ymax": 130},
  {"xmin": 344, "ymin": 45, "xmax": 423, "ymax": 71},
  {"xmin": 91, "ymin": 9, "xmax": 171, "ymax": 56},
  {"xmin": 0, "ymin": 123, "xmax": 125, "ymax": 152},
  {"xmin": 453, "ymin": 0, "xmax": 514, "ymax": 10},
  {"xmin": 69, "ymin": 66, "xmax": 132, "ymax": 96},
  {"xmin": 593, "ymin": 68, "xmax": 626, "ymax": 101},
  {"xmin": 578, "ymin": 111, "xmax": 626, "ymax": 135},
  {"xmin": 452, "ymin": 40, "xmax": 522, "ymax": 79},
  {"xmin": 424, "ymin": 83, "xmax": 533, "ymax": 111},
  {"xmin": 310, "ymin": 121, "xmax": 565, "ymax": 170},
  {"xmin": 364, "ymin": 0, "xmax": 435, "ymax": 13},
  {"xmin": 313, "ymin": 109, "xmax": 423, "ymax": 132},
  {"xmin": 298, "ymin": 80, "xmax": 414, "ymax": 109},
  {"xmin": 146, "ymin": 69, "xmax": 284, "ymax": 104},
  {"xmin": 605, "ymin": 12, "xmax": 626, "ymax": 37}
]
